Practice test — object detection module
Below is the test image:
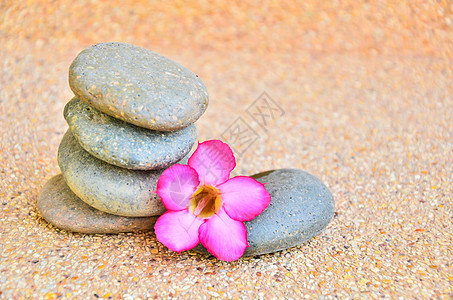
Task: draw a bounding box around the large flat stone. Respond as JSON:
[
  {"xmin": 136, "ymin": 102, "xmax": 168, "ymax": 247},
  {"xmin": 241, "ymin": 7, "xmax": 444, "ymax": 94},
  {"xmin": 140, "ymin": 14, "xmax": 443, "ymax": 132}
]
[
  {"xmin": 58, "ymin": 130, "xmax": 188, "ymax": 217},
  {"xmin": 64, "ymin": 97, "xmax": 196, "ymax": 170},
  {"xmin": 37, "ymin": 174, "xmax": 158, "ymax": 234},
  {"xmin": 69, "ymin": 42, "xmax": 208, "ymax": 131},
  {"xmin": 194, "ymin": 169, "xmax": 335, "ymax": 257}
]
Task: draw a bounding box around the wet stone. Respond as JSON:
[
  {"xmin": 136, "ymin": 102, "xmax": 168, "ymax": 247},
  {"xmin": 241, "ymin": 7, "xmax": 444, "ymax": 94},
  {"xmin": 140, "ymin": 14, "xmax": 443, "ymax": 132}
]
[
  {"xmin": 64, "ymin": 97, "xmax": 197, "ymax": 170},
  {"xmin": 195, "ymin": 168, "xmax": 335, "ymax": 257},
  {"xmin": 37, "ymin": 174, "xmax": 158, "ymax": 234},
  {"xmin": 58, "ymin": 130, "xmax": 188, "ymax": 217},
  {"xmin": 69, "ymin": 42, "xmax": 209, "ymax": 131}
]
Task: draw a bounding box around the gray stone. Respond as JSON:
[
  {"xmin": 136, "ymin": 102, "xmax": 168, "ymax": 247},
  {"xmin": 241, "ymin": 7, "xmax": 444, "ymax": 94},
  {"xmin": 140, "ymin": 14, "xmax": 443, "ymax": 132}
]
[
  {"xmin": 195, "ymin": 169, "xmax": 335, "ymax": 257},
  {"xmin": 69, "ymin": 42, "xmax": 208, "ymax": 131},
  {"xmin": 37, "ymin": 174, "xmax": 158, "ymax": 234},
  {"xmin": 58, "ymin": 130, "xmax": 188, "ymax": 217},
  {"xmin": 64, "ymin": 97, "xmax": 197, "ymax": 170}
]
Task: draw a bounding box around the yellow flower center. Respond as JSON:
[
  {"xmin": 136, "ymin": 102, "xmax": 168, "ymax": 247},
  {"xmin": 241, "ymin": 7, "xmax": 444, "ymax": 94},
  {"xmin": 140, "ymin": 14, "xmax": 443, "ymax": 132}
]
[{"xmin": 189, "ymin": 185, "xmax": 221, "ymax": 218}]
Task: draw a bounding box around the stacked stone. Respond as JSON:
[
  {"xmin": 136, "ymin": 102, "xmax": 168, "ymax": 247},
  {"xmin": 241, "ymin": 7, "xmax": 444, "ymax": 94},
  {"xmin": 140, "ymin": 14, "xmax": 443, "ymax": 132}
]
[{"xmin": 38, "ymin": 42, "xmax": 208, "ymax": 234}]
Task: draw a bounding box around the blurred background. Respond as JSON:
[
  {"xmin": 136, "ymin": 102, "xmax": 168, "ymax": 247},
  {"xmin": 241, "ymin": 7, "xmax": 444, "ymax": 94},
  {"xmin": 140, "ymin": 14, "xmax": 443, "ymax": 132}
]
[
  {"xmin": 1, "ymin": 1, "xmax": 452, "ymax": 298},
  {"xmin": 2, "ymin": 0, "xmax": 452, "ymax": 173}
]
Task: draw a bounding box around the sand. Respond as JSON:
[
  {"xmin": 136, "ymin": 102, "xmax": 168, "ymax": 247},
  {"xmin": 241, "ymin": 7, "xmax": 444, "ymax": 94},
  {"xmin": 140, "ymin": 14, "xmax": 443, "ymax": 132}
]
[{"xmin": 1, "ymin": 1, "xmax": 452, "ymax": 298}]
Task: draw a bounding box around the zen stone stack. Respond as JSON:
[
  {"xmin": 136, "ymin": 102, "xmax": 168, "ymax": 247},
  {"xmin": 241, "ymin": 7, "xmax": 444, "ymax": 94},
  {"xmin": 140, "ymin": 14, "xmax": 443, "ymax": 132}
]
[{"xmin": 38, "ymin": 42, "xmax": 208, "ymax": 234}]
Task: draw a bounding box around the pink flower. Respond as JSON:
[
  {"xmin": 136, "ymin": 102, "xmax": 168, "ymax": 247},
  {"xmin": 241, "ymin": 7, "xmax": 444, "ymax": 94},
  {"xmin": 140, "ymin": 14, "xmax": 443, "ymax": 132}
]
[{"xmin": 154, "ymin": 140, "xmax": 271, "ymax": 261}]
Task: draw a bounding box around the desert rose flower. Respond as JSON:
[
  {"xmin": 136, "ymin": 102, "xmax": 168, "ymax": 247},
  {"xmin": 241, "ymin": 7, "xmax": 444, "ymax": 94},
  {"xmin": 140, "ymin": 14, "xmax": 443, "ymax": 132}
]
[{"xmin": 154, "ymin": 140, "xmax": 271, "ymax": 261}]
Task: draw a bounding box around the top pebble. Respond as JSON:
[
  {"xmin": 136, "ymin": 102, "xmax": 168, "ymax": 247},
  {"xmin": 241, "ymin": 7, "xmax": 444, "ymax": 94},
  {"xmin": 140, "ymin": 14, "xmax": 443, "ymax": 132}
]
[{"xmin": 69, "ymin": 42, "xmax": 209, "ymax": 131}]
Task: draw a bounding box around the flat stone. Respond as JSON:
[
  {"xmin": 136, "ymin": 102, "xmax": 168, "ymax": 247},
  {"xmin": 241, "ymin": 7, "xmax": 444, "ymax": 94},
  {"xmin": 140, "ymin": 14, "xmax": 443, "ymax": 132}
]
[
  {"xmin": 63, "ymin": 97, "xmax": 197, "ymax": 170},
  {"xmin": 194, "ymin": 169, "xmax": 335, "ymax": 257},
  {"xmin": 69, "ymin": 42, "xmax": 208, "ymax": 131},
  {"xmin": 58, "ymin": 130, "xmax": 188, "ymax": 217},
  {"xmin": 37, "ymin": 174, "xmax": 158, "ymax": 234}
]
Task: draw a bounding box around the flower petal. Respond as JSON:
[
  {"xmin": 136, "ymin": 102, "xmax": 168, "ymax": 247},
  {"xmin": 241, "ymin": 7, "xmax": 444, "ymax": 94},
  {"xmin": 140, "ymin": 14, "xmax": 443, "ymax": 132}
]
[
  {"xmin": 199, "ymin": 209, "xmax": 248, "ymax": 261},
  {"xmin": 218, "ymin": 176, "xmax": 271, "ymax": 221},
  {"xmin": 154, "ymin": 210, "xmax": 204, "ymax": 252},
  {"xmin": 156, "ymin": 164, "xmax": 200, "ymax": 211},
  {"xmin": 188, "ymin": 140, "xmax": 236, "ymax": 186}
]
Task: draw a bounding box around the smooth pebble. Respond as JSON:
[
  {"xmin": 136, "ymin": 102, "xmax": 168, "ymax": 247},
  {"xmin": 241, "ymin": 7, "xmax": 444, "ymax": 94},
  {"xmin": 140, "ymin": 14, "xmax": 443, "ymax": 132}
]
[
  {"xmin": 58, "ymin": 130, "xmax": 188, "ymax": 217},
  {"xmin": 38, "ymin": 174, "xmax": 158, "ymax": 234},
  {"xmin": 194, "ymin": 168, "xmax": 335, "ymax": 257},
  {"xmin": 69, "ymin": 42, "xmax": 208, "ymax": 131},
  {"xmin": 64, "ymin": 97, "xmax": 196, "ymax": 170}
]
